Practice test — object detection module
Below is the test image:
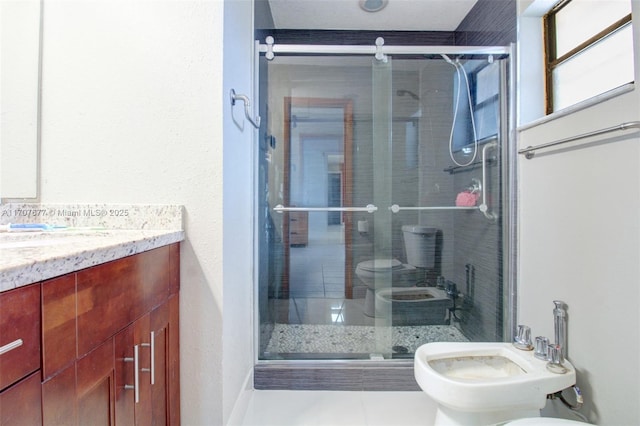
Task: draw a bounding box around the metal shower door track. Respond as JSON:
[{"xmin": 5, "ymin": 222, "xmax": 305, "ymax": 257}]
[{"xmin": 258, "ymin": 36, "xmax": 510, "ymax": 60}]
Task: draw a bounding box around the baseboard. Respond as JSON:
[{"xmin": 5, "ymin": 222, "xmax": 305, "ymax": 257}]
[{"xmin": 226, "ymin": 368, "xmax": 255, "ymax": 426}]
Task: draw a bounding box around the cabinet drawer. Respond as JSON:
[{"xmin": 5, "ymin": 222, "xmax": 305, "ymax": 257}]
[
  {"xmin": 0, "ymin": 284, "xmax": 41, "ymax": 391},
  {"xmin": 0, "ymin": 371, "xmax": 42, "ymax": 425},
  {"xmin": 76, "ymin": 246, "xmax": 171, "ymax": 357}
]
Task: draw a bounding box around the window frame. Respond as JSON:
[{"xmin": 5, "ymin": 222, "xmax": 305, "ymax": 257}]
[{"xmin": 543, "ymin": 0, "xmax": 633, "ymax": 114}]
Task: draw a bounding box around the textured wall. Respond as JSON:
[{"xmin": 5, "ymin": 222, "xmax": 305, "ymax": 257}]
[
  {"xmin": 456, "ymin": 0, "xmax": 518, "ymax": 46},
  {"xmin": 517, "ymin": 1, "xmax": 640, "ymax": 423},
  {"xmin": 38, "ymin": 0, "xmax": 254, "ymax": 424}
]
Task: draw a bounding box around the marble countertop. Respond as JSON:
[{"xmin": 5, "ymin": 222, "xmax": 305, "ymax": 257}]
[{"xmin": 0, "ymin": 203, "xmax": 185, "ymax": 293}]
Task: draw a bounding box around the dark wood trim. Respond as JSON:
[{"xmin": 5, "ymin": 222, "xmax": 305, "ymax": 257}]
[
  {"xmin": 551, "ymin": 14, "xmax": 632, "ymax": 66},
  {"xmin": 543, "ymin": 0, "xmax": 632, "ymax": 114}
]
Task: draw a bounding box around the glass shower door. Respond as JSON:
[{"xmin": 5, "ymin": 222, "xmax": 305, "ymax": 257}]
[
  {"xmin": 258, "ymin": 55, "xmax": 396, "ymax": 359},
  {"xmin": 257, "ymin": 50, "xmax": 510, "ymax": 361}
]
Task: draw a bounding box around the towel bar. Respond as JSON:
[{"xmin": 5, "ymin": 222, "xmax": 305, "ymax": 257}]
[{"xmin": 519, "ymin": 121, "xmax": 640, "ymax": 159}]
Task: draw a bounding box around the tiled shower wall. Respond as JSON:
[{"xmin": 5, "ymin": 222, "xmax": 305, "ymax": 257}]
[{"xmin": 449, "ymin": 0, "xmax": 516, "ymax": 342}]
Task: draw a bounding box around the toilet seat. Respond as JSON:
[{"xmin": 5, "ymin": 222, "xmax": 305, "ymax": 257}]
[
  {"xmin": 355, "ymin": 259, "xmax": 416, "ymax": 283},
  {"xmin": 357, "ymin": 258, "xmax": 404, "ymax": 272}
]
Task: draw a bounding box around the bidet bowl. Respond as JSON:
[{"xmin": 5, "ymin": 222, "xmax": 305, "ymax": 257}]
[{"xmin": 414, "ymin": 342, "xmax": 576, "ymax": 414}]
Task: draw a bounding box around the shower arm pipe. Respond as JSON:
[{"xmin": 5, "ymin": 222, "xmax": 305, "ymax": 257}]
[
  {"xmin": 518, "ymin": 121, "xmax": 640, "ymax": 159},
  {"xmin": 259, "ymin": 37, "xmax": 510, "ymax": 59},
  {"xmin": 273, "ymin": 204, "xmax": 378, "ymax": 214},
  {"xmin": 480, "ymin": 141, "xmax": 498, "ymax": 221}
]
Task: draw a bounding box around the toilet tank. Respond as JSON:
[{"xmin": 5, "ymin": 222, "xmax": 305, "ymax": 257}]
[{"xmin": 402, "ymin": 225, "xmax": 437, "ymax": 268}]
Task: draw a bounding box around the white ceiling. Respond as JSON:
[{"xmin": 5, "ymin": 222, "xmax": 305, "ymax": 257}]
[{"xmin": 267, "ymin": 0, "xmax": 479, "ymax": 31}]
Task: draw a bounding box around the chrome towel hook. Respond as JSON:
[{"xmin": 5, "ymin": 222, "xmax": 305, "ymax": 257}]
[{"xmin": 230, "ymin": 89, "xmax": 261, "ymax": 129}]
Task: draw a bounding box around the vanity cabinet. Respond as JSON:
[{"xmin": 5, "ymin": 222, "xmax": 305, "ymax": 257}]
[
  {"xmin": 0, "ymin": 284, "xmax": 42, "ymax": 425},
  {"xmin": 289, "ymin": 211, "xmax": 308, "ymax": 246},
  {"xmin": 39, "ymin": 243, "xmax": 180, "ymax": 426}
]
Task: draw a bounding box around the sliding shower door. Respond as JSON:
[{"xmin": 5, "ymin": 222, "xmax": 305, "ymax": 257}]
[{"xmin": 257, "ymin": 49, "xmax": 513, "ymax": 361}]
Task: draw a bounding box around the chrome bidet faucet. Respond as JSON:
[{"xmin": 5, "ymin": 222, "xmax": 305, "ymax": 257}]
[{"xmin": 553, "ymin": 300, "xmax": 567, "ymax": 359}]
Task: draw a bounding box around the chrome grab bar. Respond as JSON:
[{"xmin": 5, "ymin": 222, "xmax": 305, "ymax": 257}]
[
  {"xmin": 274, "ymin": 204, "xmax": 378, "ymax": 213},
  {"xmin": 277, "ymin": 142, "xmax": 498, "ymax": 221},
  {"xmin": 390, "ymin": 142, "xmax": 497, "ymax": 220},
  {"xmin": 480, "ymin": 141, "xmax": 498, "ymax": 220},
  {"xmin": 518, "ymin": 121, "xmax": 640, "ymax": 159}
]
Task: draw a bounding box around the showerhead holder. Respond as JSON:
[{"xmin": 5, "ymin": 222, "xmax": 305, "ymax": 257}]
[{"xmin": 469, "ymin": 178, "xmax": 481, "ymax": 194}]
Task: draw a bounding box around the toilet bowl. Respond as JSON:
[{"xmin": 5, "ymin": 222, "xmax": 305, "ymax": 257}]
[
  {"xmin": 355, "ymin": 259, "xmax": 417, "ymax": 317},
  {"xmin": 375, "ymin": 286, "xmax": 452, "ymax": 325},
  {"xmin": 355, "ymin": 225, "xmax": 439, "ymax": 318}
]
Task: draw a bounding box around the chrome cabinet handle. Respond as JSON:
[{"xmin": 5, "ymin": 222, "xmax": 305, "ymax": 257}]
[
  {"xmin": 0, "ymin": 338, "xmax": 23, "ymax": 356},
  {"xmin": 140, "ymin": 331, "xmax": 155, "ymax": 385},
  {"xmin": 124, "ymin": 345, "xmax": 140, "ymax": 403}
]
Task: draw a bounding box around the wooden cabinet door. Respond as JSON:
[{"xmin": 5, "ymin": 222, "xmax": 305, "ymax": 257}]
[
  {"xmin": 0, "ymin": 372, "xmax": 42, "ymax": 426},
  {"xmin": 115, "ymin": 315, "xmax": 154, "ymax": 426},
  {"xmin": 43, "ymin": 338, "xmax": 116, "ymax": 426},
  {"xmin": 76, "ymin": 340, "xmax": 116, "ymax": 426},
  {"xmin": 148, "ymin": 296, "xmax": 183, "ymax": 426},
  {"xmin": 150, "ymin": 303, "xmax": 169, "ymax": 425},
  {"xmin": 168, "ymin": 295, "xmax": 180, "ymax": 426}
]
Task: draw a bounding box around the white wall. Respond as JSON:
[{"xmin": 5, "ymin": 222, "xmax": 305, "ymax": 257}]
[
  {"xmin": 39, "ymin": 0, "xmax": 254, "ymax": 424},
  {"xmin": 517, "ymin": 1, "xmax": 640, "ymax": 424}
]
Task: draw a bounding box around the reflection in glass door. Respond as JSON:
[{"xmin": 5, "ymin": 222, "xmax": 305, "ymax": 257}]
[{"xmin": 257, "ymin": 49, "xmax": 512, "ymax": 361}]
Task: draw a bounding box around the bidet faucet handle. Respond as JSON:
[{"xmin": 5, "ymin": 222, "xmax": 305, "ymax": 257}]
[
  {"xmin": 513, "ymin": 325, "xmax": 533, "ymax": 350},
  {"xmin": 546, "ymin": 344, "xmax": 568, "ymax": 374},
  {"xmin": 534, "ymin": 336, "xmax": 549, "ymax": 360}
]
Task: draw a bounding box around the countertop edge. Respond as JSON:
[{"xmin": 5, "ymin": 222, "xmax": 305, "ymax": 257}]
[{"xmin": 1, "ymin": 230, "xmax": 185, "ymax": 293}]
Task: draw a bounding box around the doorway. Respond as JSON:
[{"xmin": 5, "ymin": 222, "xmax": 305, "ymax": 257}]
[{"xmin": 281, "ymin": 97, "xmax": 355, "ymax": 299}]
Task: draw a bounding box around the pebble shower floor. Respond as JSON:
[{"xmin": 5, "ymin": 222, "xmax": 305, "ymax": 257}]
[{"xmin": 265, "ymin": 323, "xmax": 468, "ymax": 355}]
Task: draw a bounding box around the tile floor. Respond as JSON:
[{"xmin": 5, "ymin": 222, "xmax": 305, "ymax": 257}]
[{"xmin": 239, "ymin": 390, "xmax": 438, "ymax": 426}]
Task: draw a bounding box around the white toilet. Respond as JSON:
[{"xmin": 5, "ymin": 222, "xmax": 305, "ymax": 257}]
[{"xmin": 355, "ymin": 225, "xmax": 438, "ymax": 317}]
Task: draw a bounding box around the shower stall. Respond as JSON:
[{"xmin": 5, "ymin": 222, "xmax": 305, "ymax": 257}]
[{"xmin": 255, "ymin": 39, "xmax": 516, "ymax": 368}]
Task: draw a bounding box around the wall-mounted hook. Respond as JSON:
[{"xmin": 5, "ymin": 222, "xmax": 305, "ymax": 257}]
[{"xmin": 230, "ymin": 89, "xmax": 261, "ymax": 129}]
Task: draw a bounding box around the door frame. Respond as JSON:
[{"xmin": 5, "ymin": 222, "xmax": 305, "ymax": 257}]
[{"xmin": 282, "ymin": 97, "xmax": 355, "ymax": 298}]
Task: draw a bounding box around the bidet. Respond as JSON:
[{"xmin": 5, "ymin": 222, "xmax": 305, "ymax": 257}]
[{"xmin": 414, "ymin": 342, "xmax": 576, "ymax": 426}]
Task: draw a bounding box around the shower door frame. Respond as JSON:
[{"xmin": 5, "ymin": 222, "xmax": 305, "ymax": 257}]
[
  {"xmin": 255, "ymin": 41, "xmax": 518, "ymax": 390},
  {"xmin": 281, "ymin": 96, "xmax": 355, "ymax": 298}
]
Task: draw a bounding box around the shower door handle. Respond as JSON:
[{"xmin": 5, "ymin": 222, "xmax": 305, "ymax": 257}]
[
  {"xmin": 389, "ymin": 205, "xmax": 478, "ymax": 213},
  {"xmin": 274, "ymin": 205, "xmax": 378, "ymax": 213}
]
